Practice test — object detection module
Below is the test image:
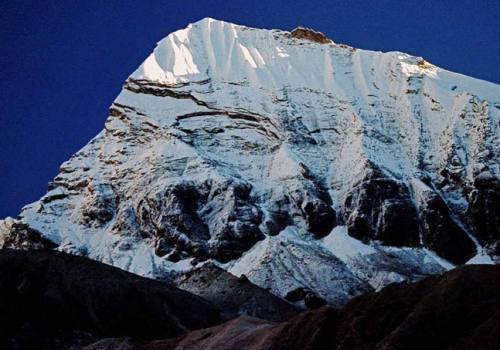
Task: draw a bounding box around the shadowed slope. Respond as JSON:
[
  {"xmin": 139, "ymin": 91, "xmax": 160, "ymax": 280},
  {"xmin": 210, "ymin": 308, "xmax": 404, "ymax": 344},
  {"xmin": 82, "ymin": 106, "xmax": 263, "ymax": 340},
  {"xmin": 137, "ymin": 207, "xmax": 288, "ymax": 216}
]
[
  {"xmin": 0, "ymin": 250, "xmax": 221, "ymax": 350},
  {"xmin": 86, "ymin": 265, "xmax": 500, "ymax": 350}
]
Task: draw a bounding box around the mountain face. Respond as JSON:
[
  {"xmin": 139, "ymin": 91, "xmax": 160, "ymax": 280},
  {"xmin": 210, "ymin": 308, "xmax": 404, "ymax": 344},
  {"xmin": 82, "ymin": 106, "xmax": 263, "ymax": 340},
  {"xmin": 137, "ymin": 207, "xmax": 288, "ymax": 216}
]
[{"xmin": 1, "ymin": 18, "xmax": 500, "ymax": 305}]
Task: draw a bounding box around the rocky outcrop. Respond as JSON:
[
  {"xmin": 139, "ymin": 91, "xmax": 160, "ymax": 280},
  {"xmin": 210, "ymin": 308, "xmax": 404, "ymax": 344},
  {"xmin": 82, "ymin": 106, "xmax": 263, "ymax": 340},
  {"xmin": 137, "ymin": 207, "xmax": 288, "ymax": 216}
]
[
  {"xmin": 81, "ymin": 182, "xmax": 118, "ymax": 226},
  {"xmin": 0, "ymin": 220, "xmax": 56, "ymax": 251},
  {"xmin": 276, "ymin": 188, "xmax": 336, "ymax": 239},
  {"xmin": 416, "ymin": 189, "xmax": 476, "ymax": 264},
  {"xmin": 343, "ymin": 169, "xmax": 420, "ymax": 247},
  {"xmin": 468, "ymin": 172, "xmax": 500, "ymax": 256},
  {"xmin": 174, "ymin": 263, "xmax": 298, "ymax": 322},
  {"xmin": 135, "ymin": 179, "xmax": 263, "ymax": 263},
  {"xmin": 343, "ymin": 166, "xmax": 477, "ymax": 264},
  {"xmin": 290, "ymin": 26, "xmax": 332, "ymax": 44}
]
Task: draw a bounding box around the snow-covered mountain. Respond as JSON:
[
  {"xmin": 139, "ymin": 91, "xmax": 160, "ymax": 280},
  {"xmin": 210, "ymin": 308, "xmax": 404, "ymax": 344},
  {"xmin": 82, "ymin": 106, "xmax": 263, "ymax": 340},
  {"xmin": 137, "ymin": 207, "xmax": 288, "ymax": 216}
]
[{"xmin": 2, "ymin": 18, "xmax": 499, "ymax": 306}]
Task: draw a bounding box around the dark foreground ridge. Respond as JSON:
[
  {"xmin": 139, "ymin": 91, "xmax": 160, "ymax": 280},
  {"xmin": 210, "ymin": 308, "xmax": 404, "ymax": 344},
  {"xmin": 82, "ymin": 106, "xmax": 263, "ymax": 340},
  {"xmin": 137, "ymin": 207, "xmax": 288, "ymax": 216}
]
[
  {"xmin": 2, "ymin": 249, "xmax": 500, "ymax": 350},
  {"xmin": 0, "ymin": 249, "xmax": 221, "ymax": 350},
  {"xmin": 85, "ymin": 265, "xmax": 500, "ymax": 350}
]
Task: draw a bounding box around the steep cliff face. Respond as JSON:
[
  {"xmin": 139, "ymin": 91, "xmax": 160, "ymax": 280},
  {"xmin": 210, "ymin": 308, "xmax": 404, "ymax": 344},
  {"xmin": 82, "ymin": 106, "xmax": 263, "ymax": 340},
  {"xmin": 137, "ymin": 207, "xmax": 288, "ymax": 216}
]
[{"xmin": 2, "ymin": 18, "xmax": 499, "ymax": 304}]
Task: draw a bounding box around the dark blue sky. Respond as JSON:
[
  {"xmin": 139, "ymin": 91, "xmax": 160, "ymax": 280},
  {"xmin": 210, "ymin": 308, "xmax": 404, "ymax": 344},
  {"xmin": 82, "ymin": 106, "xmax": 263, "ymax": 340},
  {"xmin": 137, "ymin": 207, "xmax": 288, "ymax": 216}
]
[{"xmin": 1, "ymin": 0, "xmax": 499, "ymax": 218}]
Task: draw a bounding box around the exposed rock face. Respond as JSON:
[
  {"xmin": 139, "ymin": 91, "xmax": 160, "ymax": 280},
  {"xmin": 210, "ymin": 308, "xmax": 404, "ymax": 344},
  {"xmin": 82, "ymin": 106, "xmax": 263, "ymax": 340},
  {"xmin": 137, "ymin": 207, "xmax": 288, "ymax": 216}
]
[
  {"xmin": 136, "ymin": 179, "xmax": 263, "ymax": 263},
  {"xmin": 173, "ymin": 263, "xmax": 298, "ymax": 322},
  {"xmin": 81, "ymin": 183, "xmax": 117, "ymax": 226},
  {"xmin": 343, "ymin": 167, "xmax": 420, "ymax": 247},
  {"xmin": 0, "ymin": 220, "xmax": 56, "ymax": 251},
  {"xmin": 468, "ymin": 173, "xmax": 500, "ymax": 256},
  {"xmin": 343, "ymin": 166, "xmax": 477, "ymax": 264},
  {"xmin": 416, "ymin": 188, "xmax": 476, "ymax": 264},
  {"xmin": 0, "ymin": 249, "xmax": 220, "ymax": 350},
  {"xmin": 290, "ymin": 26, "xmax": 332, "ymax": 44},
  {"xmin": 1, "ymin": 18, "xmax": 500, "ymax": 304},
  {"xmin": 84, "ymin": 265, "xmax": 500, "ymax": 350}
]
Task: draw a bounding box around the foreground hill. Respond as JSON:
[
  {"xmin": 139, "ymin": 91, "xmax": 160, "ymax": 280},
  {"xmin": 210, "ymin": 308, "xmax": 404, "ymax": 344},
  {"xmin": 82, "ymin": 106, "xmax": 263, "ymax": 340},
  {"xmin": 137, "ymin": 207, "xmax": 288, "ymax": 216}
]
[
  {"xmin": 0, "ymin": 250, "xmax": 220, "ymax": 350},
  {"xmin": 86, "ymin": 265, "xmax": 500, "ymax": 350}
]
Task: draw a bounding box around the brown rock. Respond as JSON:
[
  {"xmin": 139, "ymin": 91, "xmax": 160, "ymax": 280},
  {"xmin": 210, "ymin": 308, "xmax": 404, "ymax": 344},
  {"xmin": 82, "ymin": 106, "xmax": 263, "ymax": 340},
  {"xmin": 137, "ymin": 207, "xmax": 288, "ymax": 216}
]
[{"xmin": 290, "ymin": 27, "xmax": 332, "ymax": 44}]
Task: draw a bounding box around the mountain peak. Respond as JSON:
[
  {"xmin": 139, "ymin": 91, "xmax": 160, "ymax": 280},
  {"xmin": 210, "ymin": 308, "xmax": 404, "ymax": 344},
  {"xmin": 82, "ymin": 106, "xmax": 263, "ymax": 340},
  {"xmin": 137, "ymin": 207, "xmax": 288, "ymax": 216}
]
[
  {"xmin": 192, "ymin": 17, "xmax": 230, "ymax": 25},
  {"xmin": 2, "ymin": 19, "xmax": 499, "ymax": 307}
]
